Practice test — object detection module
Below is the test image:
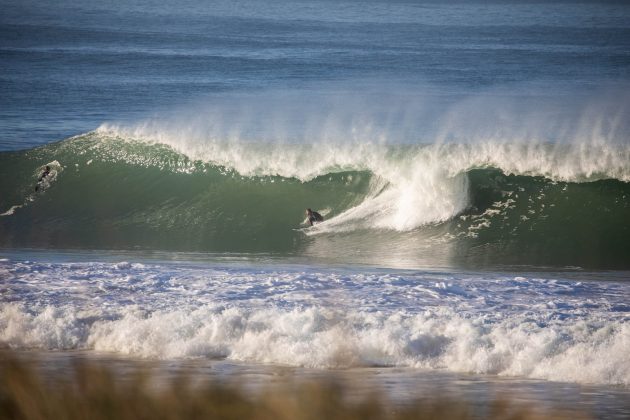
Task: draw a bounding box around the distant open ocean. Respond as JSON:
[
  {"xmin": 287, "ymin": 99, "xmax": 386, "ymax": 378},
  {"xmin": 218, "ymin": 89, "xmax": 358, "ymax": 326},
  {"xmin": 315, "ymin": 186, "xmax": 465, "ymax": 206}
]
[{"xmin": 1, "ymin": 0, "xmax": 629, "ymax": 417}]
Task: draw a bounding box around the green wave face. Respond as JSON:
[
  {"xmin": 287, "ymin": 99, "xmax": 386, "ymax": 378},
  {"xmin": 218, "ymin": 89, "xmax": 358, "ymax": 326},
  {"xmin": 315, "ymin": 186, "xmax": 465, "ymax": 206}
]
[
  {"xmin": 452, "ymin": 170, "xmax": 630, "ymax": 269},
  {"xmin": 1, "ymin": 133, "xmax": 629, "ymax": 269},
  {"xmin": 0, "ymin": 134, "xmax": 372, "ymax": 253}
]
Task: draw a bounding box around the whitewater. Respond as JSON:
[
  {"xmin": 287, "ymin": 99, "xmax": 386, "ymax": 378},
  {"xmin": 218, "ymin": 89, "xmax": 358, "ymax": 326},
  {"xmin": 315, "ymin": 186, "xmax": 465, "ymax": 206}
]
[{"xmin": 2, "ymin": 256, "xmax": 629, "ymax": 386}]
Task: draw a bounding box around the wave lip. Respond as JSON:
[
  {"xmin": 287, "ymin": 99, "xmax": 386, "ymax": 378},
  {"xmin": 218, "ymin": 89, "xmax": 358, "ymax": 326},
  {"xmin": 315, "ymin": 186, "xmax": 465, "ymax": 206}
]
[{"xmin": 93, "ymin": 126, "xmax": 630, "ymax": 233}]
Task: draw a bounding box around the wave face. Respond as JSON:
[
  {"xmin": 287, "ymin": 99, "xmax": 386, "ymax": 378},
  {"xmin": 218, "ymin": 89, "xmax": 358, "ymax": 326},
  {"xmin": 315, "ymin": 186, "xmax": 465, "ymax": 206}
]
[{"xmin": 1, "ymin": 129, "xmax": 629, "ymax": 269}]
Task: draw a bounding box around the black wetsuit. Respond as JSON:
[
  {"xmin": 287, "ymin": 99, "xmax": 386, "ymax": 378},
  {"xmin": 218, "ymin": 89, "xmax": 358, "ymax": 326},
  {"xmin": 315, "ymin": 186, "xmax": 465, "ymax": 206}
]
[
  {"xmin": 38, "ymin": 169, "xmax": 50, "ymax": 182},
  {"xmin": 308, "ymin": 211, "xmax": 324, "ymax": 225}
]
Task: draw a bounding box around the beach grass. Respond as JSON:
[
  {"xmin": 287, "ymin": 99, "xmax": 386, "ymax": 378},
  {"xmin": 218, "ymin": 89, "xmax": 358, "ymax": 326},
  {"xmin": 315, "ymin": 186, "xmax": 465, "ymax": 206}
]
[{"xmin": 0, "ymin": 352, "xmax": 590, "ymax": 420}]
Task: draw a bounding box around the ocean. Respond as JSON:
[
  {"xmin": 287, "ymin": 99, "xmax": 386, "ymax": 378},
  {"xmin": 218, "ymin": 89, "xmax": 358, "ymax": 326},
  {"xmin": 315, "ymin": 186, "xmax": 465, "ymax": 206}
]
[{"xmin": 1, "ymin": 0, "xmax": 630, "ymax": 417}]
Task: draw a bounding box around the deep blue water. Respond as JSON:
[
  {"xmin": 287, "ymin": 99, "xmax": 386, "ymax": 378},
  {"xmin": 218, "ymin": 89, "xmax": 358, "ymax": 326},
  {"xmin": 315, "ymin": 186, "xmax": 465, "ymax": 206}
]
[{"xmin": 1, "ymin": 0, "xmax": 629, "ymax": 150}]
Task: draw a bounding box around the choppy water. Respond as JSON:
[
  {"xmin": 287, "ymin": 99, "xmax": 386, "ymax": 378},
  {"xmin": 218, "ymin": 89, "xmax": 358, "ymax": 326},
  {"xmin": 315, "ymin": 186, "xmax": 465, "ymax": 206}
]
[{"xmin": 2, "ymin": 254, "xmax": 629, "ymax": 386}]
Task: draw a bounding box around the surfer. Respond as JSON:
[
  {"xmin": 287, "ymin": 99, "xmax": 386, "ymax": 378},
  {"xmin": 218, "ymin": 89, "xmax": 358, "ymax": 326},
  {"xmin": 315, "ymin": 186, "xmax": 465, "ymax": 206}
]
[
  {"xmin": 306, "ymin": 208, "xmax": 324, "ymax": 226},
  {"xmin": 35, "ymin": 166, "xmax": 51, "ymax": 192}
]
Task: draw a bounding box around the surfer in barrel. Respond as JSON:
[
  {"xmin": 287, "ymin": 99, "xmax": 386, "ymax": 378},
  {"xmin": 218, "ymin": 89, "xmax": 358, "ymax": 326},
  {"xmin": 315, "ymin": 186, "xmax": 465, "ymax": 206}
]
[
  {"xmin": 35, "ymin": 166, "xmax": 51, "ymax": 192},
  {"xmin": 306, "ymin": 208, "xmax": 324, "ymax": 226}
]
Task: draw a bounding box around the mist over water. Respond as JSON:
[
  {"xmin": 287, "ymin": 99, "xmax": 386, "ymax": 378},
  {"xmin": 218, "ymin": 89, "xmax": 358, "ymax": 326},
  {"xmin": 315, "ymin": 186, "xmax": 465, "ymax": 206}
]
[{"xmin": 98, "ymin": 80, "xmax": 630, "ymax": 149}]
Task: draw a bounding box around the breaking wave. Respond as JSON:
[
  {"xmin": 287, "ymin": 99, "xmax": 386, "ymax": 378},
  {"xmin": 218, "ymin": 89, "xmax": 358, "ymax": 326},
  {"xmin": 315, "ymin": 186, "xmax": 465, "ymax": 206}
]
[{"xmin": 0, "ymin": 125, "xmax": 629, "ymax": 268}]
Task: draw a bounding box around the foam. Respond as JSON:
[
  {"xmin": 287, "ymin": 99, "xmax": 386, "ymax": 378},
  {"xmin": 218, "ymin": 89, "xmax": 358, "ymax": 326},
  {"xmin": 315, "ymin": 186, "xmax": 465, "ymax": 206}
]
[
  {"xmin": 2, "ymin": 302, "xmax": 629, "ymax": 385},
  {"xmin": 96, "ymin": 122, "xmax": 630, "ymax": 184},
  {"xmin": 1, "ymin": 259, "xmax": 629, "ymax": 385},
  {"xmin": 0, "ymin": 303, "xmax": 89, "ymax": 350},
  {"xmin": 94, "ymin": 83, "xmax": 630, "ymax": 184},
  {"xmin": 0, "ymin": 205, "xmax": 22, "ymax": 217}
]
